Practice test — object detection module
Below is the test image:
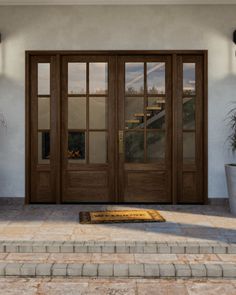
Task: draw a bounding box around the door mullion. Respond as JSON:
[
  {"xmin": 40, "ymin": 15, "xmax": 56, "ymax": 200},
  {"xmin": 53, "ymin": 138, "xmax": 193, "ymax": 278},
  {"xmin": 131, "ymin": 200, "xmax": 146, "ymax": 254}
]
[
  {"xmin": 86, "ymin": 62, "xmax": 89, "ymax": 164},
  {"xmin": 144, "ymin": 62, "xmax": 147, "ymax": 163}
]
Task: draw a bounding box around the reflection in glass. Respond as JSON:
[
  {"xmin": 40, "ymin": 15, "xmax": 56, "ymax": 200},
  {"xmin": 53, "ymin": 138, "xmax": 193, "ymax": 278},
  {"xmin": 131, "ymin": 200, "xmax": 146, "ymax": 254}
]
[
  {"xmin": 183, "ymin": 132, "xmax": 195, "ymax": 161},
  {"xmin": 89, "ymin": 63, "xmax": 108, "ymax": 94},
  {"xmin": 38, "ymin": 63, "xmax": 50, "ymax": 95},
  {"xmin": 68, "ymin": 63, "xmax": 86, "ymax": 95},
  {"xmin": 38, "ymin": 97, "xmax": 50, "ymax": 130},
  {"xmin": 89, "ymin": 132, "xmax": 107, "ymax": 163},
  {"xmin": 183, "ymin": 97, "xmax": 195, "ymax": 129},
  {"xmin": 147, "ymin": 62, "xmax": 165, "ymax": 94},
  {"xmin": 125, "ymin": 63, "xmax": 144, "ymax": 95},
  {"xmin": 125, "ymin": 132, "xmax": 144, "ymax": 162},
  {"xmin": 147, "ymin": 131, "xmax": 165, "ymax": 161},
  {"xmin": 125, "ymin": 97, "xmax": 144, "ymax": 129},
  {"xmin": 68, "ymin": 132, "xmax": 86, "ymax": 163},
  {"xmin": 183, "ymin": 63, "xmax": 196, "ymax": 95},
  {"xmin": 146, "ymin": 97, "xmax": 165, "ymax": 129},
  {"xmin": 38, "ymin": 131, "xmax": 50, "ymax": 164},
  {"xmin": 68, "ymin": 97, "xmax": 86, "ymax": 129},
  {"xmin": 89, "ymin": 97, "xmax": 107, "ymax": 129}
]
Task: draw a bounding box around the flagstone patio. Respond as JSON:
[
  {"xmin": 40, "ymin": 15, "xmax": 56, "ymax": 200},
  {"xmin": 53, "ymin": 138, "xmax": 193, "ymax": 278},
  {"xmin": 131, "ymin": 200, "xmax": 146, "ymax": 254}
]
[
  {"xmin": 0, "ymin": 204, "xmax": 235, "ymax": 243},
  {"xmin": 0, "ymin": 203, "xmax": 235, "ymax": 290},
  {"xmin": 0, "ymin": 277, "xmax": 235, "ymax": 295}
]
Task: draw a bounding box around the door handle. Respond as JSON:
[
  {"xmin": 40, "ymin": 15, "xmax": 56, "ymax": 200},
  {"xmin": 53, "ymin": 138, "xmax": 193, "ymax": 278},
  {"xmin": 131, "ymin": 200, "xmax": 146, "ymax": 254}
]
[{"xmin": 118, "ymin": 130, "xmax": 124, "ymax": 154}]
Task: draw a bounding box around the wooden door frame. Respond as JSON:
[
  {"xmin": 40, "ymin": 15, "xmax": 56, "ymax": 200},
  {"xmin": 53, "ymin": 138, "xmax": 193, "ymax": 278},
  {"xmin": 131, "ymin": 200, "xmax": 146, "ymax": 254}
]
[{"xmin": 25, "ymin": 50, "xmax": 208, "ymax": 204}]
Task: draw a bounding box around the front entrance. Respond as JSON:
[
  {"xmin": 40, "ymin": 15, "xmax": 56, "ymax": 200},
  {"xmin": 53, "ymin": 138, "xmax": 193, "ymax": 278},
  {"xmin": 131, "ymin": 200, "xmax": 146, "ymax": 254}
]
[{"xmin": 26, "ymin": 51, "xmax": 207, "ymax": 204}]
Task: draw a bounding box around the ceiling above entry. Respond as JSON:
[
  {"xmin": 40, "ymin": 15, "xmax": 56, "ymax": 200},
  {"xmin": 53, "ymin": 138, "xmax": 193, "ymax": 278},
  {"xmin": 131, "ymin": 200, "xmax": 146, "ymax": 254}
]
[{"xmin": 0, "ymin": 0, "xmax": 236, "ymax": 5}]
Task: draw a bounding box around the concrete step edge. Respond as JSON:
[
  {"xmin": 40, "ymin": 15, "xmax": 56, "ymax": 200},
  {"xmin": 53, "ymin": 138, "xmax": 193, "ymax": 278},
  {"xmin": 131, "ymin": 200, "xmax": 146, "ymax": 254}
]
[
  {"xmin": 0, "ymin": 241, "xmax": 235, "ymax": 254},
  {"xmin": 0, "ymin": 262, "xmax": 236, "ymax": 278}
]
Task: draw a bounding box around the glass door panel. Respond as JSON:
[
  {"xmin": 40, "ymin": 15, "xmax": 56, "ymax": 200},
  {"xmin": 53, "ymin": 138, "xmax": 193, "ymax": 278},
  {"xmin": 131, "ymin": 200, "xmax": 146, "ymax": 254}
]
[
  {"xmin": 119, "ymin": 56, "xmax": 172, "ymax": 203},
  {"xmin": 61, "ymin": 56, "xmax": 114, "ymax": 203},
  {"xmin": 124, "ymin": 61, "xmax": 167, "ymax": 164}
]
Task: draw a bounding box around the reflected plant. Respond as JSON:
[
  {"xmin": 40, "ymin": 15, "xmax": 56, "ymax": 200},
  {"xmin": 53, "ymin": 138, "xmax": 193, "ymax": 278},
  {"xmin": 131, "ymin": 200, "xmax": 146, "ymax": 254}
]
[
  {"xmin": 227, "ymin": 105, "xmax": 236, "ymax": 154},
  {"xmin": 0, "ymin": 112, "xmax": 7, "ymax": 131}
]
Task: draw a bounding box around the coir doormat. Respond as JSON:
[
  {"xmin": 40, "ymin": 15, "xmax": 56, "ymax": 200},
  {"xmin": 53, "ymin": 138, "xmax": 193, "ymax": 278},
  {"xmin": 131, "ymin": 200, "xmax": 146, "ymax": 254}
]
[{"xmin": 79, "ymin": 210, "xmax": 165, "ymax": 224}]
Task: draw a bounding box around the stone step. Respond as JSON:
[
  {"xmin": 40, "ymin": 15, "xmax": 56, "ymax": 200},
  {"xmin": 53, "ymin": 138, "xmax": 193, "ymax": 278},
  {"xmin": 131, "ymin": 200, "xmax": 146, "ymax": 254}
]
[
  {"xmin": 0, "ymin": 262, "xmax": 236, "ymax": 278},
  {"xmin": 0, "ymin": 241, "xmax": 235, "ymax": 254}
]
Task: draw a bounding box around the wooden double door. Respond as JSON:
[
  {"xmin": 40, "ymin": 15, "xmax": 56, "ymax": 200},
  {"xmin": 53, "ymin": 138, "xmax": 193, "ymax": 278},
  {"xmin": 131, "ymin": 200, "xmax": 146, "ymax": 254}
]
[{"xmin": 26, "ymin": 51, "xmax": 207, "ymax": 204}]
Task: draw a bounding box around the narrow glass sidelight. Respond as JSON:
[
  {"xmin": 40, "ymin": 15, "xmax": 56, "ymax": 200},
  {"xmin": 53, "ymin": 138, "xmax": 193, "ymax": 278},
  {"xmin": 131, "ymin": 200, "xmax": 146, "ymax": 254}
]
[
  {"xmin": 68, "ymin": 63, "xmax": 86, "ymax": 95},
  {"xmin": 182, "ymin": 63, "xmax": 196, "ymax": 162},
  {"xmin": 37, "ymin": 63, "xmax": 51, "ymax": 164},
  {"xmin": 38, "ymin": 63, "xmax": 50, "ymax": 95}
]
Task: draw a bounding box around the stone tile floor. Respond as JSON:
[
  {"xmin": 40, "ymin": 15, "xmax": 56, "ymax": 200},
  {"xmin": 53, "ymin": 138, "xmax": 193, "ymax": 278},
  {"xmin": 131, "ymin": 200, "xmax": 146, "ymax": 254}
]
[
  {"xmin": 0, "ymin": 204, "xmax": 235, "ymax": 293},
  {"xmin": 0, "ymin": 277, "xmax": 235, "ymax": 295},
  {"xmin": 0, "ymin": 204, "xmax": 235, "ymax": 243}
]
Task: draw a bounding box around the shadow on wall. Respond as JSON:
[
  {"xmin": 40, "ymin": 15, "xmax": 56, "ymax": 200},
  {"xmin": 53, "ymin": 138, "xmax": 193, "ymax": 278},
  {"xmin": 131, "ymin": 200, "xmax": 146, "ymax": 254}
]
[{"xmin": 0, "ymin": 33, "xmax": 25, "ymax": 197}]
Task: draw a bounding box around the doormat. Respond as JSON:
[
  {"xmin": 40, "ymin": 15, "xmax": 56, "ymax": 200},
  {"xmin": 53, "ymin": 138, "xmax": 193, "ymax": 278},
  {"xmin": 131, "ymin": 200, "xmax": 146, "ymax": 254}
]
[{"xmin": 79, "ymin": 210, "xmax": 165, "ymax": 224}]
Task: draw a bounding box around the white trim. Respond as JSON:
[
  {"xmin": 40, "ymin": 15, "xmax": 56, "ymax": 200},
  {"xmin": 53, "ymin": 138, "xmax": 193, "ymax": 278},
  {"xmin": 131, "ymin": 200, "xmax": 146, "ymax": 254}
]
[{"xmin": 0, "ymin": 0, "xmax": 236, "ymax": 5}]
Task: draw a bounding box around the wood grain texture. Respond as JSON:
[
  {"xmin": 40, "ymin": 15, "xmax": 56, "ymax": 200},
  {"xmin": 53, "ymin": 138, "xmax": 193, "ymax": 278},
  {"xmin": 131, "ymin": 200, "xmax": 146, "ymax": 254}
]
[{"xmin": 26, "ymin": 50, "xmax": 208, "ymax": 204}]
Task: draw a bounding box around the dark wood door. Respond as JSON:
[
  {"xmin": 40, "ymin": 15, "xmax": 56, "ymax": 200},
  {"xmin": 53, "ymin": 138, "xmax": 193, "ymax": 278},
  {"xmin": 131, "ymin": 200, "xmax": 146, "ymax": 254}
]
[
  {"xmin": 117, "ymin": 56, "xmax": 172, "ymax": 202},
  {"xmin": 26, "ymin": 51, "xmax": 207, "ymax": 204},
  {"xmin": 61, "ymin": 55, "xmax": 116, "ymax": 202}
]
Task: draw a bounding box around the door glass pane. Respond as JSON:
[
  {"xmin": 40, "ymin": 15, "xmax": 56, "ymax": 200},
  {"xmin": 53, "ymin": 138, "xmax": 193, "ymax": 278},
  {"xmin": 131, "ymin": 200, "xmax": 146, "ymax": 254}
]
[
  {"xmin": 68, "ymin": 97, "xmax": 86, "ymax": 129},
  {"xmin": 89, "ymin": 97, "xmax": 107, "ymax": 129},
  {"xmin": 147, "ymin": 62, "xmax": 165, "ymax": 95},
  {"xmin": 38, "ymin": 131, "xmax": 50, "ymax": 164},
  {"xmin": 183, "ymin": 97, "xmax": 195, "ymax": 129},
  {"xmin": 89, "ymin": 63, "xmax": 108, "ymax": 94},
  {"xmin": 146, "ymin": 97, "xmax": 165, "ymax": 129},
  {"xmin": 38, "ymin": 97, "xmax": 50, "ymax": 130},
  {"xmin": 147, "ymin": 131, "xmax": 165, "ymax": 162},
  {"xmin": 183, "ymin": 132, "xmax": 195, "ymax": 161},
  {"xmin": 183, "ymin": 63, "xmax": 196, "ymax": 96},
  {"xmin": 125, "ymin": 97, "xmax": 144, "ymax": 129},
  {"xmin": 125, "ymin": 132, "xmax": 144, "ymax": 162},
  {"xmin": 89, "ymin": 132, "xmax": 107, "ymax": 163},
  {"xmin": 68, "ymin": 63, "xmax": 86, "ymax": 95},
  {"xmin": 68, "ymin": 131, "xmax": 86, "ymax": 163},
  {"xmin": 125, "ymin": 63, "xmax": 144, "ymax": 95},
  {"xmin": 38, "ymin": 63, "xmax": 50, "ymax": 95}
]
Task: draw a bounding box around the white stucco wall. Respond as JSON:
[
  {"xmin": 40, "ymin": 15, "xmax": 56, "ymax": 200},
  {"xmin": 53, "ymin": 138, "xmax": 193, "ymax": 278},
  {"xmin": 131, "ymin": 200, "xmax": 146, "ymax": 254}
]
[{"xmin": 0, "ymin": 5, "xmax": 236, "ymax": 199}]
